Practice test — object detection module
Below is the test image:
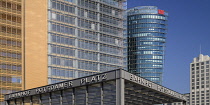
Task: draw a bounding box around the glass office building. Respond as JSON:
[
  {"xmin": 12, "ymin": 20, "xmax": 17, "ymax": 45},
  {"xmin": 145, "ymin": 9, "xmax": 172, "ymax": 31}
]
[
  {"xmin": 127, "ymin": 6, "xmax": 168, "ymax": 84},
  {"xmin": 47, "ymin": 0, "xmax": 126, "ymax": 84}
]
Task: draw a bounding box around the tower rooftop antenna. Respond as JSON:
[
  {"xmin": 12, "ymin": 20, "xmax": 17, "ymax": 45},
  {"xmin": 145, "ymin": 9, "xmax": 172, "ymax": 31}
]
[{"xmin": 200, "ymin": 44, "xmax": 202, "ymax": 54}]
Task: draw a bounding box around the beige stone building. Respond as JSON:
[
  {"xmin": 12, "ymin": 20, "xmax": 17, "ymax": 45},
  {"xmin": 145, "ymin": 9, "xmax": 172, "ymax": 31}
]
[{"xmin": 190, "ymin": 54, "xmax": 210, "ymax": 105}]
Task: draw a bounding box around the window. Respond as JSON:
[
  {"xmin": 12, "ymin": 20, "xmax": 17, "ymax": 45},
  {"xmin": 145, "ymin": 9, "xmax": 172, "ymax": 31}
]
[{"xmin": 11, "ymin": 76, "xmax": 22, "ymax": 83}]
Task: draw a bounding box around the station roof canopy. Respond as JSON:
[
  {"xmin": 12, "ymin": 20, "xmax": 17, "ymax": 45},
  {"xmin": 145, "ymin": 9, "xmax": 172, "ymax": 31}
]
[{"xmin": 5, "ymin": 69, "xmax": 187, "ymax": 105}]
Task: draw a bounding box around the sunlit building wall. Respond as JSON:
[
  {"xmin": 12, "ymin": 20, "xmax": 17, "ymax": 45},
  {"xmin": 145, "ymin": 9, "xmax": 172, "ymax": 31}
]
[
  {"xmin": 0, "ymin": 0, "xmax": 22, "ymax": 104},
  {"xmin": 127, "ymin": 6, "xmax": 168, "ymax": 84},
  {"xmin": 0, "ymin": 0, "xmax": 126, "ymax": 104}
]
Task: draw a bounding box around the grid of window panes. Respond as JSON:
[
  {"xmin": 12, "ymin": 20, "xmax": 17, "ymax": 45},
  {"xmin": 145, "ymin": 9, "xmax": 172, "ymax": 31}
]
[
  {"xmin": 7, "ymin": 81, "xmax": 116, "ymax": 105},
  {"xmin": 0, "ymin": 0, "xmax": 22, "ymax": 104},
  {"xmin": 127, "ymin": 7, "xmax": 168, "ymax": 85},
  {"xmin": 190, "ymin": 61, "xmax": 210, "ymax": 105},
  {"xmin": 48, "ymin": 0, "xmax": 125, "ymax": 84}
]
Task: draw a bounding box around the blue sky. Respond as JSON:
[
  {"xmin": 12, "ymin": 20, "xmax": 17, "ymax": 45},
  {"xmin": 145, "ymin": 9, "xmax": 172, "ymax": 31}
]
[{"xmin": 127, "ymin": 0, "xmax": 210, "ymax": 93}]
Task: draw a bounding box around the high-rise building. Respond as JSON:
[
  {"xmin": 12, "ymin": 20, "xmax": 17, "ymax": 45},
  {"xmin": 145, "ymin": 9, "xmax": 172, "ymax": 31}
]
[
  {"xmin": 190, "ymin": 54, "xmax": 210, "ymax": 105},
  {"xmin": 127, "ymin": 6, "xmax": 168, "ymax": 84},
  {"xmin": 0, "ymin": 0, "xmax": 126, "ymax": 104},
  {"xmin": 0, "ymin": 0, "xmax": 22, "ymax": 103}
]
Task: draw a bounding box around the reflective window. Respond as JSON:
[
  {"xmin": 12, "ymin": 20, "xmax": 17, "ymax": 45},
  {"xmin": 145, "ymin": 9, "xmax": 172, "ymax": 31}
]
[
  {"xmin": 78, "ymin": 60, "xmax": 98, "ymax": 71},
  {"xmin": 103, "ymin": 81, "xmax": 116, "ymax": 105},
  {"xmin": 100, "ymin": 54, "xmax": 122, "ymax": 65},
  {"xmin": 100, "ymin": 34, "xmax": 122, "ymax": 45},
  {"xmin": 78, "ymin": 0, "xmax": 97, "ymax": 10},
  {"xmin": 41, "ymin": 93, "xmax": 50, "ymax": 104},
  {"xmin": 78, "ymin": 18, "xmax": 97, "ymax": 30},
  {"xmin": 49, "ymin": 22, "xmax": 75, "ymax": 35},
  {"xmin": 100, "ymin": 44, "xmax": 122, "ymax": 55},
  {"xmin": 100, "ymin": 64, "xmax": 119, "ymax": 72},
  {"xmin": 50, "ymin": 1, "xmax": 76, "ymax": 14},
  {"xmin": 49, "ymin": 55, "xmax": 74, "ymax": 67},
  {"xmin": 51, "ymin": 91, "xmax": 61, "ymax": 105},
  {"xmin": 49, "ymin": 10, "xmax": 75, "ymax": 24},
  {"xmin": 100, "ymin": 24, "xmax": 122, "ymax": 35},
  {"xmin": 78, "ymin": 40, "xmax": 98, "ymax": 51},
  {"xmin": 78, "ymin": 30, "xmax": 98, "ymax": 41},
  {"xmin": 78, "ymin": 50, "xmax": 98, "ymax": 61},
  {"xmin": 49, "ymin": 44, "xmax": 75, "ymax": 56},
  {"xmin": 88, "ymin": 84, "xmax": 101, "ymax": 104},
  {"xmin": 75, "ymin": 86, "xmax": 86, "ymax": 105},
  {"xmin": 128, "ymin": 14, "xmax": 167, "ymax": 20},
  {"xmin": 62, "ymin": 89, "xmax": 73, "ymax": 105},
  {"xmin": 129, "ymin": 33, "xmax": 165, "ymax": 37}
]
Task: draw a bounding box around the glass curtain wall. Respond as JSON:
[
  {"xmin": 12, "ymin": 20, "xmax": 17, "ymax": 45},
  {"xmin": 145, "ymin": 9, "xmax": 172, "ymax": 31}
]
[
  {"xmin": 47, "ymin": 0, "xmax": 126, "ymax": 84},
  {"xmin": 127, "ymin": 6, "xmax": 168, "ymax": 84}
]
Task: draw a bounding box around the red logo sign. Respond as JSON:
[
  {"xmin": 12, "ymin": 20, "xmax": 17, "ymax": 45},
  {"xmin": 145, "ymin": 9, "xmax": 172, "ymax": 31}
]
[{"xmin": 158, "ymin": 10, "xmax": 164, "ymax": 15}]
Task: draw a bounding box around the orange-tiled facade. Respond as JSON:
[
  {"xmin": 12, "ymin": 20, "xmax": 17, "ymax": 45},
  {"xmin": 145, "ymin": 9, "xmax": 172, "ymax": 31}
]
[
  {"xmin": 0, "ymin": 0, "xmax": 22, "ymax": 103},
  {"xmin": 0, "ymin": 0, "xmax": 126, "ymax": 104},
  {"xmin": 0, "ymin": 0, "xmax": 48, "ymax": 103}
]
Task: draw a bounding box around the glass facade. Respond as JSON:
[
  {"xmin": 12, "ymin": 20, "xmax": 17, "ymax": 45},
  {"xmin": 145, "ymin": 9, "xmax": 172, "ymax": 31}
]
[
  {"xmin": 47, "ymin": 0, "xmax": 125, "ymax": 84},
  {"xmin": 0, "ymin": 0, "xmax": 22, "ymax": 104},
  {"xmin": 127, "ymin": 6, "xmax": 168, "ymax": 84}
]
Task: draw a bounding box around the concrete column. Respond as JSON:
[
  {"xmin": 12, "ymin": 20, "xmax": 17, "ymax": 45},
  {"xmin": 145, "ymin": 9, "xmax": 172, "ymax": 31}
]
[
  {"xmin": 60, "ymin": 91, "xmax": 62, "ymax": 105},
  {"xmin": 5, "ymin": 101, "xmax": 8, "ymax": 105},
  {"xmin": 116, "ymin": 78, "xmax": 125, "ymax": 105},
  {"xmin": 38, "ymin": 95, "xmax": 41, "ymax": 105},
  {"xmin": 22, "ymin": 97, "xmax": 24, "ymax": 105},
  {"xmin": 72, "ymin": 88, "xmax": 75, "ymax": 105},
  {"xmin": 101, "ymin": 82, "xmax": 103, "ymax": 105},
  {"xmin": 49, "ymin": 93, "xmax": 52, "ymax": 105},
  {"xmin": 86, "ymin": 86, "xmax": 88, "ymax": 105}
]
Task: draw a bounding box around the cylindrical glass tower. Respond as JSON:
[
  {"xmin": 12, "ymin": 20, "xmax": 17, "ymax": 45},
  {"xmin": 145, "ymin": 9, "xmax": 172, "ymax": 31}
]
[{"xmin": 127, "ymin": 6, "xmax": 168, "ymax": 84}]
